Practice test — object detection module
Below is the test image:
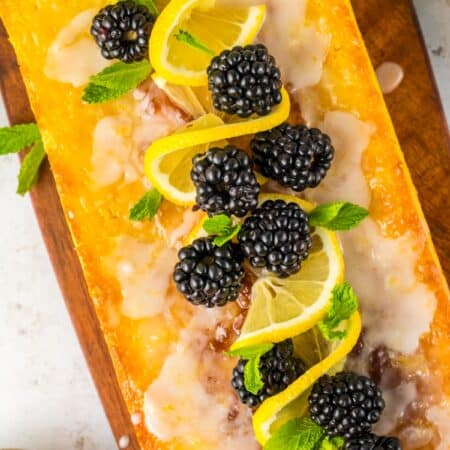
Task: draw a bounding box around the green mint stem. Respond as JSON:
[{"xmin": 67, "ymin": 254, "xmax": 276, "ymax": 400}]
[{"xmin": 174, "ymin": 29, "xmax": 215, "ymax": 57}]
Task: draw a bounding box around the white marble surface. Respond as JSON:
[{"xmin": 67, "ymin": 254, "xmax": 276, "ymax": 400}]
[{"xmin": 0, "ymin": 2, "xmax": 448, "ymax": 449}]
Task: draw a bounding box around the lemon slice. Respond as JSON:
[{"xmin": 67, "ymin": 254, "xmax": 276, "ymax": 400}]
[
  {"xmin": 150, "ymin": 0, "xmax": 266, "ymax": 86},
  {"xmin": 152, "ymin": 73, "xmax": 211, "ymax": 118},
  {"xmin": 145, "ymin": 114, "xmax": 226, "ymax": 205},
  {"xmin": 230, "ymin": 193, "xmax": 344, "ymax": 350},
  {"xmin": 253, "ymin": 312, "xmax": 362, "ymax": 444},
  {"xmin": 145, "ymin": 89, "xmax": 290, "ymax": 205}
]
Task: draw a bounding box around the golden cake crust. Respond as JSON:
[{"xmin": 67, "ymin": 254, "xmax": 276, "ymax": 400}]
[{"xmin": 0, "ymin": 1, "xmax": 449, "ymax": 449}]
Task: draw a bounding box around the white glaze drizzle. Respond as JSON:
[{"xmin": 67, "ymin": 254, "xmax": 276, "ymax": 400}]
[
  {"xmin": 144, "ymin": 308, "xmax": 258, "ymax": 450},
  {"xmin": 109, "ymin": 236, "xmax": 178, "ymax": 319},
  {"xmin": 376, "ymin": 62, "xmax": 405, "ymax": 94},
  {"xmin": 307, "ymin": 111, "xmax": 375, "ymax": 208},
  {"xmin": 91, "ymin": 81, "xmax": 186, "ymax": 188},
  {"xmin": 45, "ymin": 10, "xmax": 111, "ymax": 87},
  {"xmin": 259, "ymin": 0, "xmax": 331, "ymax": 91}
]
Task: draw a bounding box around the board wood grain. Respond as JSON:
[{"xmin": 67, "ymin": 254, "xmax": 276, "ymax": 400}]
[{"xmin": 0, "ymin": 1, "xmax": 448, "ymax": 448}]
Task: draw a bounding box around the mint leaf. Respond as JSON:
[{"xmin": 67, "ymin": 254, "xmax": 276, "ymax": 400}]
[
  {"xmin": 203, "ymin": 214, "xmax": 233, "ymax": 235},
  {"xmin": 0, "ymin": 123, "xmax": 41, "ymax": 155},
  {"xmin": 213, "ymin": 225, "xmax": 241, "ymax": 247},
  {"xmin": 226, "ymin": 344, "xmax": 274, "ymax": 395},
  {"xmin": 264, "ymin": 417, "xmax": 324, "ymax": 450},
  {"xmin": 0, "ymin": 123, "xmax": 45, "ymax": 195},
  {"xmin": 83, "ymin": 60, "xmax": 152, "ymax": 104},
  {"xmin": 203, "ymin": 214, "xmax": 241, "ymax": 247},
  {"xmin": 133, "ymin": 0, "xmax": 159, "ymax": 15},
  {"xmin": 309, "ymin": 202, "xmax": 368, "ymax": 231},
  {"xmin": 17, "ymin": 140, "xmax": 46, "ymax": 195},
  {"xmin": 226, "ymin": 343, "xmax": 274, "ymax": 359},
  {"xmin": 129, "ymin": 188, "xmax": 162, "ymax": 221},
  {"xmin": 89, "ymin": 60, "xmax": 152, "ymax": 89},
  {"xmin": 174, "ymin": 29, "xmax": 215, "ymax": 56},
  {"xmin": 318, "ymin": 282, "xmax": 359, "ymax": 341},
  {"xmin": 82, "ymin": 83, "xmax": 119, "ymax": 104},
  {"xmin": 244, "ymin": 356, "xmax": 264, "ymax": 394},
  {"xmin": 319, "ymin": 436, "xmax": 345, "ymax": 450}
]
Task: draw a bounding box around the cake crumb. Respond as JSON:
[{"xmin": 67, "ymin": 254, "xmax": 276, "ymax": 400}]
[
  {"xmin": 131, "ymin": 412, "xmax": 142, "ymax": 426},
  {"xmin": 431, "ymin": 45, "xmax": 444, "ymax": 57},
  {"xmin": 118, "ymin": 435, "xmax": 130, "ymax": 449}
]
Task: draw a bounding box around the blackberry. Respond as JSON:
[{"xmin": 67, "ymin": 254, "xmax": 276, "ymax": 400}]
[
  {"xmin": 207, "ymin": 44, "xmax": 282, "ymax": 118},
  {"xmin": 251, "ymin": 123, "xmax": 335, "ymax": 191},
  {"xmin": 345, "ymin": 434, "xmax": 402, "ymax": 450},
  {"xmin": 231, "ymin": 339, "xmax": 305, "ymax": 408},
  {"xmin": 191, "ymin": 145, "xmax": 260, "ymax": 217},
  {"xmin": 238, "ymin": 199, "xmax": 312, "ymax": 278},
  {"xmin": 173, "ymin": 237, "xmax": 244, "ymax": 307},
  {"xmin": 309, "ymin": 372, "xmax": 385, "ymax": 439},
  {"xmin": 91, "ymin": 1, "xmax": 155, "ymax": 63}
]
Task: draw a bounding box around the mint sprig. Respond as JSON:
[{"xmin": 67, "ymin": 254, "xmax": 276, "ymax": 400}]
[
  {"xmin": 0, "ymin": 123, "xmax": 46, "ymax": 195},
  {"xmin": 83, "ymin": 60, "xmax": 152, "ymax": 104},
  {"xmin": 17, "ymin": 139, "xmax": 46, "ymax": 196},
  {"xmin": 319, "ymin": 436, "xmax": 345, "ymax": 450},
  {"xmin": 226, "ymin": 343, "xmax": 274, "ymax": 394},
  {"xmin": 264, "ymin": 417, "xmax": 325, "ymax": 450},
  {"xmin": 263, "ymin": 417, "xmax": 345, "ymax": 450},
  {"xmin": 174, "ymin": 29, "xmax": 215, "ymax": 56},
  {"xmin": 133, "ymin": 0, "xmax": 159, "ymax": 15},
  {"xmin": 226, "ymin": 343, "xmax": 274, "ymax": 360},
  {"xmin": 129, "ymin": 188, "xmax": 163, "ymax": 221},
  {"xmin": 309, "ymin": 202, "xmax": 368, "ymax": 231},
  {"xmin": 203, "ymin": 214, "xmax": 241, "ymax": 247},
  {"xmin": 318, "ymin": 282, "xmax": 359, "ymax": 341},
  {"xmin": 244, "ymin": 358, "xmax": 264, "ymax": 395},
  {"xmin": 0, "ymin": 124, "xmax": 41, "ymax": 155}
]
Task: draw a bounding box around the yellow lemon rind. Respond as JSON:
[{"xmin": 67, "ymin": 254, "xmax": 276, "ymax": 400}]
[
  {"xmin": 253, "ymin": 312, "xmax": 362, "ymax": 444},
  {"xmin": 230, "ymin": 227, "xmax": 344, "ymax": 350},
  {"xmin": 145, "ymin": 90, "xmax": 290, "ymax": 205},
  {"xmin": 150, "ymin": 0, "xmax": 266, "ymax": 86},
  {"xmin": 230, "ymin": 193, "xmax": 344, "ymax": 350}
]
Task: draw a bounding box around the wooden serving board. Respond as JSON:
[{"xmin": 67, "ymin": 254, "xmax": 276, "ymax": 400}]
[{"xmin": 0, "ymin": 0, "xmax": 449, "ymax": 448}]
